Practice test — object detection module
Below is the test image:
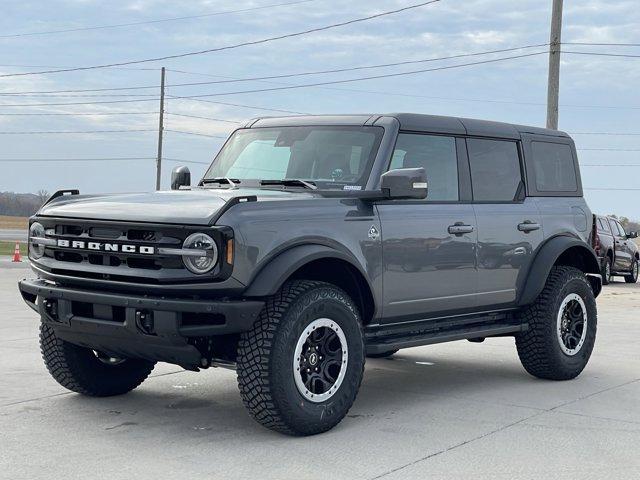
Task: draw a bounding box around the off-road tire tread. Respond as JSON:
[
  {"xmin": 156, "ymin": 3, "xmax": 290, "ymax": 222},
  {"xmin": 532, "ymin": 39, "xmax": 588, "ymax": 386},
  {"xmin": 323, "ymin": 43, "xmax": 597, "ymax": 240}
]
[
  {"xmin": 516, "ymin": 266, "xmax": 596, "ymax": 380},
  {"xmin": 624, "ymin": 260, "xmax": 638, "ymax": 284},
  {"xmin": 40, "ymin": 323, "xmax": 155, "ymax": 396},
  {"xmin": 601, "ymin": 257, "xmax": 611, "ymax": 285},
  {"xmin": 236, "ymin": 280, "xmax": 364, "ymax": 436}
]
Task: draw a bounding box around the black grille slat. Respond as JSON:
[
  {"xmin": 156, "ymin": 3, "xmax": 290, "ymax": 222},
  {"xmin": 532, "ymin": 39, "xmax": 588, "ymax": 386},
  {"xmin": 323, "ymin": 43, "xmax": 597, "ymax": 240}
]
[{"xmin": 34, "ymin": 218, "xmax": 226, "ymax": 285}]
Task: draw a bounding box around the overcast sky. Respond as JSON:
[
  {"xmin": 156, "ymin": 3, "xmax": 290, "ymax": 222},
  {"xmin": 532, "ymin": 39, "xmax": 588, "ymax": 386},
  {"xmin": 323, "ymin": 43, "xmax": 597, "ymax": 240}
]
[{"xmin": 1, "ymin": 0, "xmax": 639, "ymax": 219}]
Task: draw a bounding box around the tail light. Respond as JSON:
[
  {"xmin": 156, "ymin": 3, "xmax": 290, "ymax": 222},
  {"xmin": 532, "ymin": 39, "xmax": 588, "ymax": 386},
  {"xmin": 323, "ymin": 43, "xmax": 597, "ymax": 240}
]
[{"xmin": 592, "ymin": 219, "xmax": 601, "ymax": 255}]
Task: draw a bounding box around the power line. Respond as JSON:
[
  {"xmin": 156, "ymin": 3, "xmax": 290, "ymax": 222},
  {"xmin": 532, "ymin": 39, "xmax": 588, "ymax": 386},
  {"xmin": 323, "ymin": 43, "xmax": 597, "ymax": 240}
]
[
  {"xmin": 0, "ymin": 156, "xmax": 211, "ymax": 165},
  {"xmin": 166, "ymin": 112, "xmax": 242, "ymax": 124},
  {"xmin": 164, "ymin": 158, "xmax": 211, "ymax": 165},
  {"xmin": 0, "ymin": 111, "xmax": 157, "ymax": 116},
  {"xmin": 0, "ymin": 0, "xmax": 317, "ymax": 38},
  {"xmin": 578, "ymin": 148, "xmax": 640, "ymax": 152},
  {"xmin": 0, "ymin": 98, "xmax": 158, "ymax": 107},
  {"xmin": 0, "ymin": 157, "xmax": 155, "ymax": 162},
  {"xmin": 563, "ymin": 51, "xmax": 640, "ymax": 59},
  {"xmin": 165, "ymin": 128, "xmax": 228, "ymax": 138},
  {"xmin": 0, "ymin": 128, "xmax": 155, "ymax": 134},
  {"xmin": 169, "ymin": 97, "xmax": 310, "ymax": 114},
  {"xmin": 563, "ymin": 42, "xmax": 640, "ymax": 47},
  {"xmin": 585, "ymin": 187, "xmax": 640, "ymax": 191},
  {"xmin": 166, "ymin": 51, "xmax": 547, "ymax": 100},
  {"xmin": 571, "ymin": 132, "xmax": 640, "ymax": 136},
  {"xmin": 0, "ymin": 43, "xmax": 547, "ymax": 96},
  {"xmin": 0, "ymin": 1, "xmax": 442, "ymax": 77}
]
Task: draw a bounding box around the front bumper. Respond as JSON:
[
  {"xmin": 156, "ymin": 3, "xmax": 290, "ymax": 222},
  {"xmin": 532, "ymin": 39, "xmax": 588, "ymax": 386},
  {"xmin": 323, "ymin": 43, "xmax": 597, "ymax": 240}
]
[{"xmin": 18, "ymin": 278, "xmax": 264, "ymax": 368}]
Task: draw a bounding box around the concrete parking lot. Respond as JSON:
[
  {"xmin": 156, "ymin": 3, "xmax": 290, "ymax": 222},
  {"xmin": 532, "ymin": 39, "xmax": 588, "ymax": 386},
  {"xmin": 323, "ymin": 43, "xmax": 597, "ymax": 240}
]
[{"xmin": 1, "ymin": 263, "xmax": 639, "ymax": 480}]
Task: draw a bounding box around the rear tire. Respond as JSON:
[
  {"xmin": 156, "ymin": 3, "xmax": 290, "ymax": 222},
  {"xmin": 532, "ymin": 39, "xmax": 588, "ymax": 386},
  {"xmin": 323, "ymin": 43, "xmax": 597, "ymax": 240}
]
[
  {"xmin": 236, "ymin": 280, "xmax": 365, "ymax": 436},
  {"xmin": 40, "ymin": 323, "xmax": 155, "ymax": 396},
  {"xmin": 601, "ymin": 257, "xmax": 612, "ymax": 285},
  {"xmin": 625, "ymin": 259, "xmax": 638, "ymax": 283},
  {"xmin": 515, "ymin": 266, "xmax": 597, "ymax": 380},
  {"xmin": 367, "ymin": 349, "xmax": 399, "ymax": 358}
]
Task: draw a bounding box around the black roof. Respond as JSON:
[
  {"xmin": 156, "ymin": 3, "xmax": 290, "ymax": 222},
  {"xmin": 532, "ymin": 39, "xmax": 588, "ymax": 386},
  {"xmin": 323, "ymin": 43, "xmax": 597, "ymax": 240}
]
[{"xmin": 248, "ymin": 113, "xmax": 569, "ymax": 139}]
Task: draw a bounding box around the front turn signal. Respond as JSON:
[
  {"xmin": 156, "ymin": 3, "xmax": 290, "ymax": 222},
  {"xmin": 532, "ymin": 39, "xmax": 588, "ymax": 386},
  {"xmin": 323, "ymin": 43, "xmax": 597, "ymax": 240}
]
[{"xmin": 226, "ymin": 238, "xmax": 234, "ymax": 265}]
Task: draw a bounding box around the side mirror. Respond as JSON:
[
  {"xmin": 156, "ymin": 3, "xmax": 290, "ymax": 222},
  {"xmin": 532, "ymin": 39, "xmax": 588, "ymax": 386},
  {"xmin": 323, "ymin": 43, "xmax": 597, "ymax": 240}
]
[
  {"xmin": 628, "ymin": 231, "xmax": 638, "ymax": 239},
  {"xmin": 171, "ymin": 166, "xmax": 191, "ymax": 190},
  {"xmin": 380, "ymin": 167, "xmax": 428, "ymax": 200}
]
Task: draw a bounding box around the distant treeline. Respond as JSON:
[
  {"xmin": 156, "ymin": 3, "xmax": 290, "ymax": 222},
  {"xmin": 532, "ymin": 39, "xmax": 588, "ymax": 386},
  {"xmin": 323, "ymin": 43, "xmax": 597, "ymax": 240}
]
[
  {"xmin": 0, "ymin": 191, "xmax": 49, "ymax": 217},
  {"xmin": 611, "ymin": 215, "xmax": 640, "ymax": 234}
]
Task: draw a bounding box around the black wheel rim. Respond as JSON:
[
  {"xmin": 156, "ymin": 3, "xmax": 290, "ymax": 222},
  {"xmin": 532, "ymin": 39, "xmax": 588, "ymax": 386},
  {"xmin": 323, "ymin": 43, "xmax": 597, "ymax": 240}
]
[
  {"xmin": 556, "ymin": 293, "xmax": 588, "ymax": 356},
  {"xmin": 293, "ymin": 318, "xmax": 348, "ymax": 402}
]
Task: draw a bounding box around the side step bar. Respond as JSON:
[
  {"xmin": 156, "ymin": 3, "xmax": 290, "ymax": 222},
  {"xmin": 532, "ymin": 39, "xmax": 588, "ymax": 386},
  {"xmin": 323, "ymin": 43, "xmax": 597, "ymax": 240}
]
[{"xmin": 364, "ymin": 311, "xmax": 526, "ymax": 355}]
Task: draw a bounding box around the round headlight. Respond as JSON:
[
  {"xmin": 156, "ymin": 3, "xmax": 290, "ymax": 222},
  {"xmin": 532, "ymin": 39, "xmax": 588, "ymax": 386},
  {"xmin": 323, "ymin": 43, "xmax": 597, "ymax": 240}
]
[
  {"xmin": 182, "ymin": 233, "xmax": 218, "ymax": 274},
  {"xmin": 29, "ymin": 222, "xmax": 46, "ymax": 260}
]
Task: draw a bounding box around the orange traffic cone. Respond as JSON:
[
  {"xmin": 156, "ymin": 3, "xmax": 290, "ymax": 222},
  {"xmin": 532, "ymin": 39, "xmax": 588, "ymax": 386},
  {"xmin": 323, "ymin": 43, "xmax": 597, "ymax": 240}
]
[{"xmin": 12, "ymin": 242, "xmax": 22, "ymax": 262}]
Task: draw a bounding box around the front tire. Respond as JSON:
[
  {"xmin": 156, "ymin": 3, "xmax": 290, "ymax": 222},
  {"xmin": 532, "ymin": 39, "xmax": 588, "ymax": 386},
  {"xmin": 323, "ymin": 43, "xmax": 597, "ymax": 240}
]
[
  {"xmin": 40, "ymin": 323, "xmax": 155, "ymax": 396},
  {"xmin": 236, "ymin": 280, "xmax": 365, "ymax": 436},
  {"xmin": 625, "ymin": 259, "xmax": 638, "ymax": 284},
  {"xmin": 516, "ymin": 266, "xmax": 597, "ymax": 380}
]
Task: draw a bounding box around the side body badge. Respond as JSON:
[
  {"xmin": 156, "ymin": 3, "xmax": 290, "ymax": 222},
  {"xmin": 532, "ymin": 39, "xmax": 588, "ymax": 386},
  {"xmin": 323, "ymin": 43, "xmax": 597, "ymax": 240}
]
[{"xmin": 368, "ymin": 225, "xmax": 380, "ymax": 240}]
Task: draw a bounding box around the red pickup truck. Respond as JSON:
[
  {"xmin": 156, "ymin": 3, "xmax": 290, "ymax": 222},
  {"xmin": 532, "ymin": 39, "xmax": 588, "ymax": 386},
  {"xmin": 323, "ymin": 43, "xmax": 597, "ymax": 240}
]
[{"xmin": 592, "ymin": 215, "xmax": 639, "ymax": 284}]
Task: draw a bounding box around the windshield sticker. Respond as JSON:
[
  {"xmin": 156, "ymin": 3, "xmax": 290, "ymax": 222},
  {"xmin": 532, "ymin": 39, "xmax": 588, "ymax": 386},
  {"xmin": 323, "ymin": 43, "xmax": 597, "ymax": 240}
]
[{"xmin": 343, "ymin": 185, "xmax": 362, "ymax": 191}]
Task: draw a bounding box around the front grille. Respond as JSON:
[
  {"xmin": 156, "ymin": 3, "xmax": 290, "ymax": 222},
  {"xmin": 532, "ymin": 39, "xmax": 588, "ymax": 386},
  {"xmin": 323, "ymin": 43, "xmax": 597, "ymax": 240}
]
[{"xmin": 33, "ymin": 217, "xmax": 229, "ymax": 284}]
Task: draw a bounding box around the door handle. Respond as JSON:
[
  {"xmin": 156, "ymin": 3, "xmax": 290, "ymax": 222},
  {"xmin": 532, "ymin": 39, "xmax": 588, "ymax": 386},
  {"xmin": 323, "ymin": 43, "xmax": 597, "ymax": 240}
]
[
  {"xmin": 448, "ymin": 223, "xmax": 474, "ymax": 236},
  {"xmin": 518, "ymin": 221, "xmax": 540, "ymax": 233}
]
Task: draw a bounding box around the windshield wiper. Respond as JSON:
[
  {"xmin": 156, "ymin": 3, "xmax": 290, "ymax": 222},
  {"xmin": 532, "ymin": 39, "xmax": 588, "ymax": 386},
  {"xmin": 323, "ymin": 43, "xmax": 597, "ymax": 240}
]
[
  {"xmin": 201, "ymin": 177, "xmax": 240, "ymax": 189},
  {"xmin": 260, "ymin": 179, "xmax": 317, "ymax": 190}
]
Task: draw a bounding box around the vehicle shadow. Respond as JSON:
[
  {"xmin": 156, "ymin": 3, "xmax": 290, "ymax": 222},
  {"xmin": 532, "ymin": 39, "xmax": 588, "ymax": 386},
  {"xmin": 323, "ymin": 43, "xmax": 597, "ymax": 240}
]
[{"xmin": 48, "ymin": 349, "xmax": 549, "ymax": 440}]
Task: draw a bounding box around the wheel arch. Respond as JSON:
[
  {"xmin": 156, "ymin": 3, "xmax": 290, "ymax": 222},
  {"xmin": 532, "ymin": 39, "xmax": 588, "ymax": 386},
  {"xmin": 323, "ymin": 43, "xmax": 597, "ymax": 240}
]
[
  {"xmin": 243, "ymin": 244, "xmax": 377, "ymax": 324},
  {"xmin": 518, "ymin": 235, "xmax": 601, "ymax": 306}
]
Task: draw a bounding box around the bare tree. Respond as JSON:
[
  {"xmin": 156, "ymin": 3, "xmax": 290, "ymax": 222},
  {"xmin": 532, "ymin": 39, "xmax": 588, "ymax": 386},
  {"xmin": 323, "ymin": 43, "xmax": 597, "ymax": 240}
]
[{"xmin": 36, "ymin": 189, "xmax": 50, "ymax": 206}]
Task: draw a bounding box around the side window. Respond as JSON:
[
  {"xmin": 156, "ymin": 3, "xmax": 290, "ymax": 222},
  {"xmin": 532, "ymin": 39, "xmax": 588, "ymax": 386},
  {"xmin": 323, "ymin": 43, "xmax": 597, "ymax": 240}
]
[
  {"xmin": 531, "ymin": 142, "xmax": 578, "ymax": 192},
  {"xmin": 616, "ymin": 221, "xmax": 627, "ymax": 237},
  {"xmin": 467, "ymin": 139, "xmax": 522, "ymax": 202},
  {"xmin": 609, "ymin": 219, "xmax": 622, "ymax": 237},
  {"xmin": 598, "ymin": 218, "xmax": 610, "ymax": 233},
  {"xmin": 390, "ymin": 133, "xmax": 459, "ymax": 201}
]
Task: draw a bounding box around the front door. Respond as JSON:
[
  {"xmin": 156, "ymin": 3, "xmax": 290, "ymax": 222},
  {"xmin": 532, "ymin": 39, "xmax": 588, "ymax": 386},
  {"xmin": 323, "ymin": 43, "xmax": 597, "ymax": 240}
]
[{"xmin": 377, "ymin": 133, "xmax": 477, "ymax": 321}]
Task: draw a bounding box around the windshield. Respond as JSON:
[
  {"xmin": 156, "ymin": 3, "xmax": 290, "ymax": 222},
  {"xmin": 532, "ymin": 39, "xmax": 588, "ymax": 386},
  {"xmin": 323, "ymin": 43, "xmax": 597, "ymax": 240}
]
[{"xmin": 204, "ymin": 126, "xmax": 384, "ymax": 190}]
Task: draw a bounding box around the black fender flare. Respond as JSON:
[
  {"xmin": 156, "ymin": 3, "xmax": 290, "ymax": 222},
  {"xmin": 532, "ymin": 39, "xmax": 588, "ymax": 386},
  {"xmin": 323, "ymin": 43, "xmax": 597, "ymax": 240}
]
[
  {"xmin": 243, "ymin": 243, "xmax": 374, "ymax": 298},
  {"xmin": 518, "ymin": 235, "xmax": 601, "ymax": 306}
]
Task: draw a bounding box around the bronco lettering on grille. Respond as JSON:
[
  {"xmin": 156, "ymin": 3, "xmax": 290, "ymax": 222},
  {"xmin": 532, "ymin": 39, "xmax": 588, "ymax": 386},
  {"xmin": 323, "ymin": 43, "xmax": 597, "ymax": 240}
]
[{"xmin": 56, "ymin": 239, "xmax": 155, "ymax": 255}]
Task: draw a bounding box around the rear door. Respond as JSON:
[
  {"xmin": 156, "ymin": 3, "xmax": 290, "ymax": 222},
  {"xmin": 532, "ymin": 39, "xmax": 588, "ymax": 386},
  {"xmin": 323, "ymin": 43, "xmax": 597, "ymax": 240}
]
[
  {"xmin": 377, "ymin": 133, "xmax": 477, "ymax": 320},
  {"xmin": 468, "ymin": 138, "xmax": 544, "ymax": 307}
]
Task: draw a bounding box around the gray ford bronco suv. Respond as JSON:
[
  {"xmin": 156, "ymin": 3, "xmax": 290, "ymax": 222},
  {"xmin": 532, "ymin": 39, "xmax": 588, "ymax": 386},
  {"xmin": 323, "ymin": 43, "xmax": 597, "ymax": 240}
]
[{"xmin": 19, "ymin": 113, "xmax": 602, "ymax": 436}]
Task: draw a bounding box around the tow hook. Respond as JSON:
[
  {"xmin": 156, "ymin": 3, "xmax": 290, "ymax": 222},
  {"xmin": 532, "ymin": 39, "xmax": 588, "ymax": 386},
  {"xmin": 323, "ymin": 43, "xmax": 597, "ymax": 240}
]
[
  {"xmin": 135, "ymin": 310, "xmax": 155, "ymax": 335},
  {"xmin": 44, "ymin": 299, "xmax": 58, "ymax": 321}
]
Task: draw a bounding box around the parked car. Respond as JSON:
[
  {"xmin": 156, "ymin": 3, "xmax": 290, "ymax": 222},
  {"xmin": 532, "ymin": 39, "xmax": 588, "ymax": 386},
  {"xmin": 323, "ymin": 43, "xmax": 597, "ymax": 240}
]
[
  {"xmin": 592, "ymin": 214, "xmax": 639, "ymax": 284},
  {"xmin": 20, "ymin": 113, "xmax": 602, "ymax": 436}
]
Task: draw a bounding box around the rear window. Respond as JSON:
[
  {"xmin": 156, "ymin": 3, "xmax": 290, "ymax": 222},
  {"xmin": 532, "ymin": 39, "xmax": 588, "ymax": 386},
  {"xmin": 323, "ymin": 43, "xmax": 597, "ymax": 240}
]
[
  {"xmin": 598, "ymin": 217, "xmax": 611, "ymax": 233},
  {"xmin": 531, "ymin": 142, "xmax": 578, "ymax": 192}
]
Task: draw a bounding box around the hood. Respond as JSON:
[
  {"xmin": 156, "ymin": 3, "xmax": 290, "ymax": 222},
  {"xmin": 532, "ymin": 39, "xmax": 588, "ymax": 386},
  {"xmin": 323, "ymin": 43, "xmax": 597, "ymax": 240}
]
[{"xmin": 38, "ymin": 188, "xmax": 314, "ymax": 225}]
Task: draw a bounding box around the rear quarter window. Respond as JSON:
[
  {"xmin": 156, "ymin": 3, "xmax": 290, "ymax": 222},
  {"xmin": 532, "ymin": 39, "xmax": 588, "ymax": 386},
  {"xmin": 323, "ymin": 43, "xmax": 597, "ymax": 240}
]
[{"xmin": 531, "ymin": 142, "xmax": 578, "ymax": 193}]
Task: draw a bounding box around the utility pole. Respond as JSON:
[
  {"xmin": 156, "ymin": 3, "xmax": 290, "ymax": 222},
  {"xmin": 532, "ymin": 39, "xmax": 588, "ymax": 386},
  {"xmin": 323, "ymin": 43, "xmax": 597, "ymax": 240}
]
[
  {"xmin": 155, "ymin": 66, "xmax": 165, "ymax": 190},
  {"xmin": 546, "ymin": 0, "xmax": 563, "ymax": 130}
]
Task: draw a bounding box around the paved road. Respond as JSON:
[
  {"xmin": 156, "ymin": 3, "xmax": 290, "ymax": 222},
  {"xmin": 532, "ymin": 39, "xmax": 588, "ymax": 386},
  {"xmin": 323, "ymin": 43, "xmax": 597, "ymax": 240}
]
[
  {"xmin": 1, "ymin": 264, "xmax": 639, "ymax": 479},
  {"xmin": 0, "ymin": 229, "xmax": 27, "ymax": 242}
]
